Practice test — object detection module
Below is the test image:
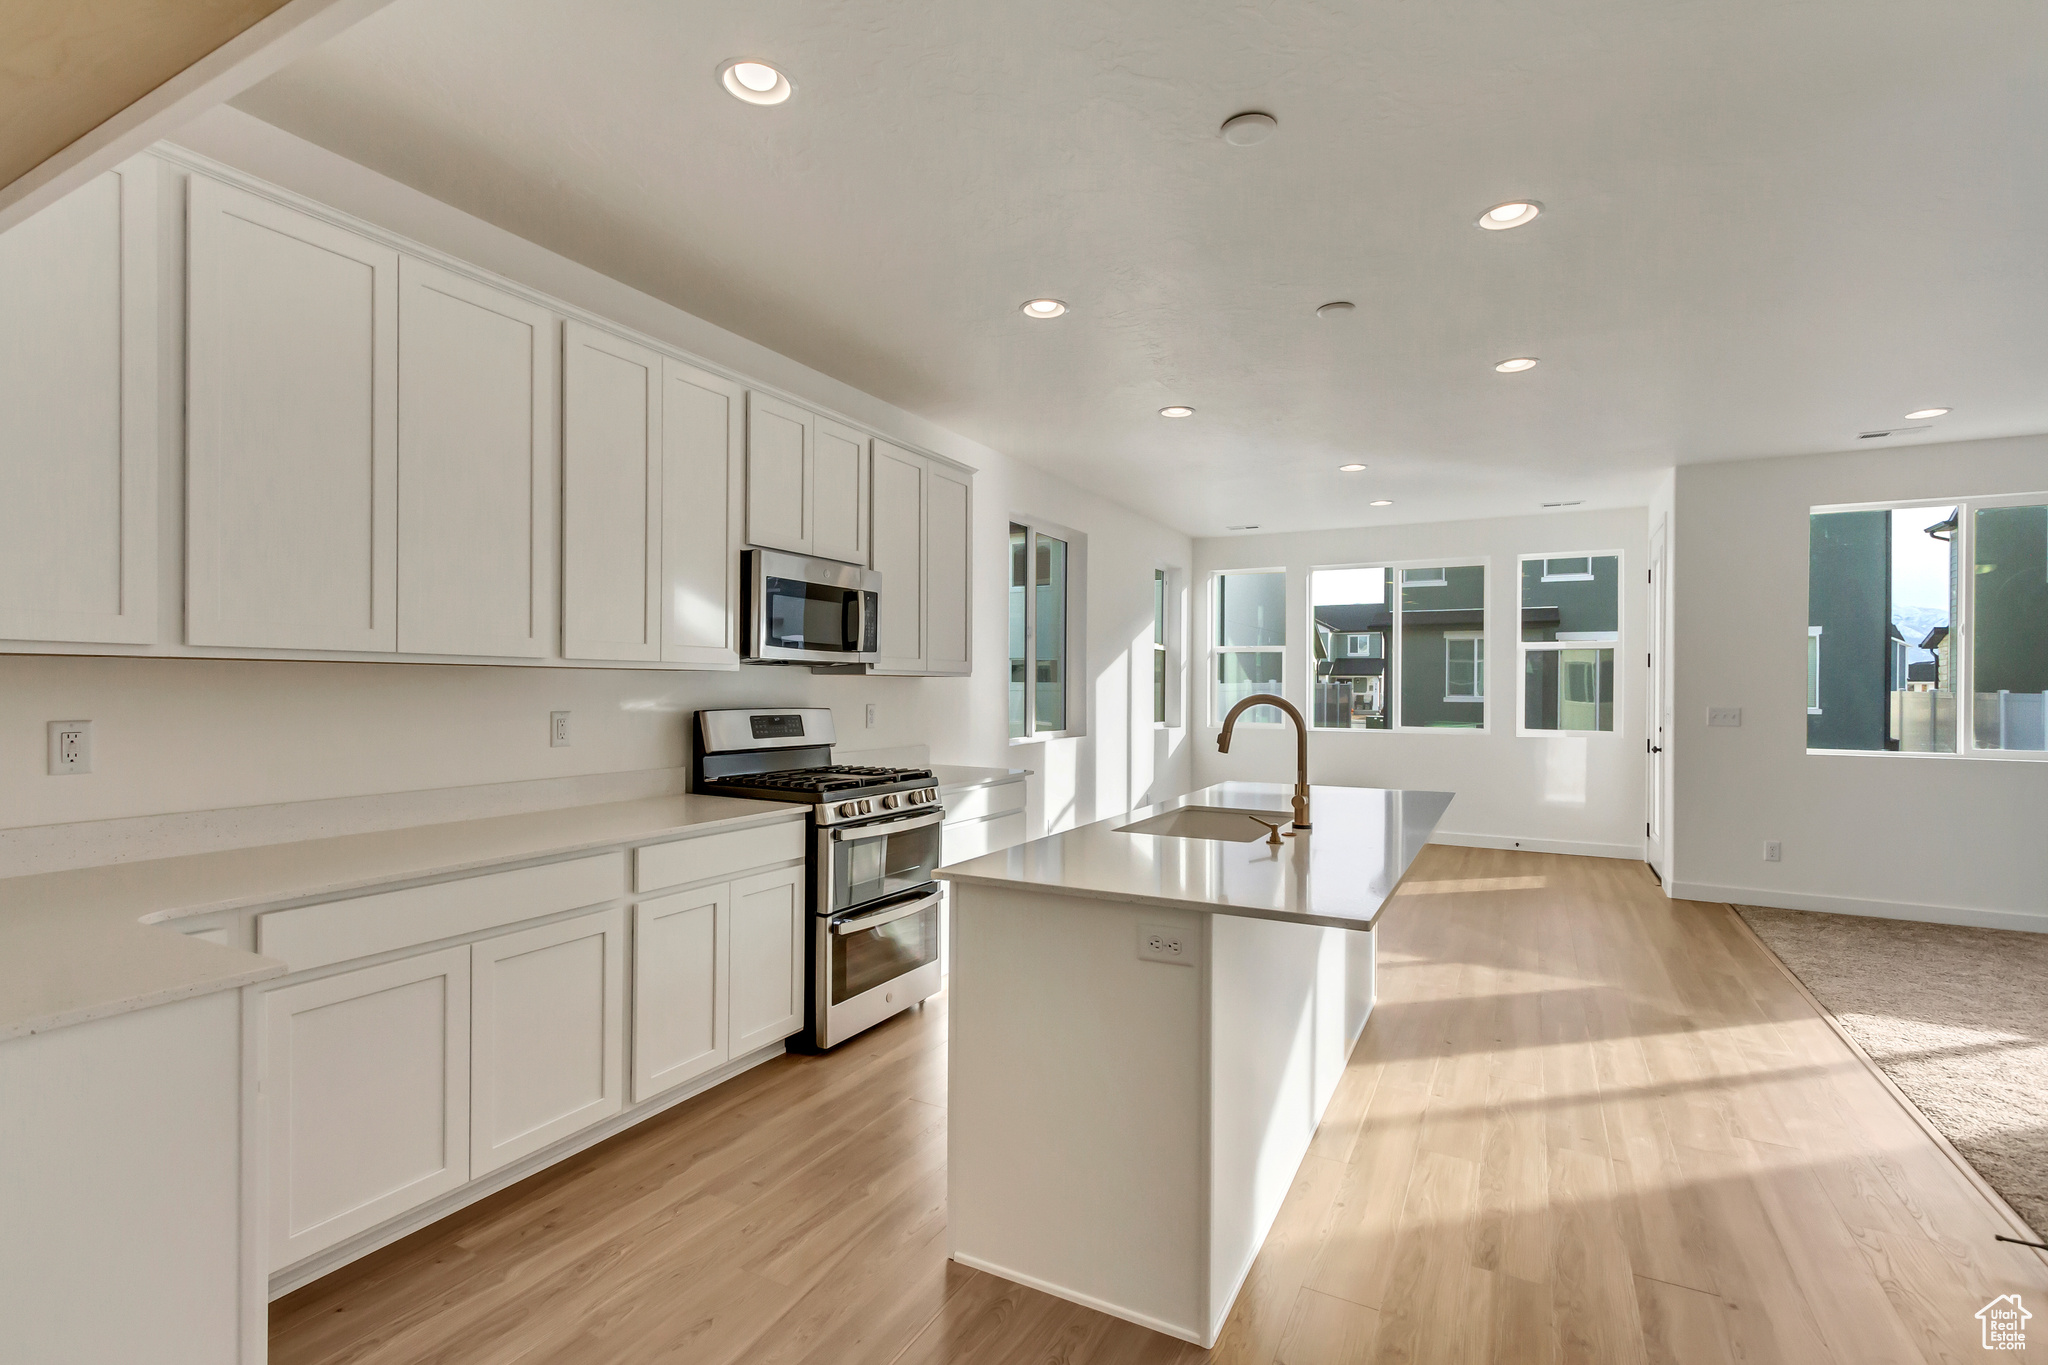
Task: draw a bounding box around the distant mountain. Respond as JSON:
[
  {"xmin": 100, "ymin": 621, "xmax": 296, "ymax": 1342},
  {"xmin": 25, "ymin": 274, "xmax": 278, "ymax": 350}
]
[{"xmin": 1894, "ymin": 604, "xmax": 1950, "ymax": 656}]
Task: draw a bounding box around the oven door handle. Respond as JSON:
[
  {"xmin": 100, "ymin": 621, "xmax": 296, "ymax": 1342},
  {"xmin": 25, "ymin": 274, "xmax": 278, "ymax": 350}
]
[
  {"xmin": 828, "ymin": 808, "xmax": 946, "ymax": 840},
  {"xmin": 834, "ymin": 889, "xmax": 941, "ymax": 935}
]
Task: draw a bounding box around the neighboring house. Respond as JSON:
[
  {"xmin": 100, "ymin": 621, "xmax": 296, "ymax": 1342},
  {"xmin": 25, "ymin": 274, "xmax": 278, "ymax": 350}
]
[
  {"xmin": 1520, "ymin": 555, "xmax": 1620, "ymax": 732},
  {"xmin": 1312, "ymin": 602, "xmax": 1390, "ymax": 728},
  {"xmin": 1808, "ymin": 509, "xmax": 1892, "ymax": 750},
  {"xmin": 1399, "ymin": 566, "xmax": 1487, "ymax": 728}
]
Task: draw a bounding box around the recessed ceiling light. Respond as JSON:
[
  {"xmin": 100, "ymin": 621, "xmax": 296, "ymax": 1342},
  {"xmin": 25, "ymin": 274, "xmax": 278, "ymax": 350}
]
[
  {"xmin": 719, "ymin": 58, "xmax": 793, "ymax": 105},
  {"xmin": 1370, "ymin": 500, "xmax": 1394, "ymax": 507},
  {"xmin": 1316, "ymin": 301, "xmax": 1356, "ymax": 318},
  {"xmin": 1338, "ymin": 463, "xmax": 1367, "ymax": 472},
  {"xmin": 1020, "ymin": 298, "xmax": 1067, "ymax": 319},
  {"xmin": 1476, "ymin": 200, "xmax": 1542, "ymax": 230},
  {"xmin": 1904, "ymin": 407, "xmax": 1950, "ymax": 419},
  {"xmin": 1494, "ymin": 357, "xmax": 1539, "ymax": 373},
  {"xmin": 1160, "ymin": 405, "xmax": 1195, "ymax": 418},
  {"xmin": 1220, "ymin": 112, "xmax": 1277, "ymax": 146}
]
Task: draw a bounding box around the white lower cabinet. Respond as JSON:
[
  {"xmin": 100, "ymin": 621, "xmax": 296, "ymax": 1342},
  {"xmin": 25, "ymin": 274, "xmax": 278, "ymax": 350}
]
[
  {"xmin": 470, "ymin": 907, "xmax": 627, "ymax": 1176},
  {"xmin": 262, "ymin": 946, "xmax": 471, "ymax": 1271},
  {"xmin": 730, "ymin": 866, "xmax": 807, "ymax": 1054},
  {"xmin": 632, "ymin": 885, "xmax": 729, "ymax": 1101}
]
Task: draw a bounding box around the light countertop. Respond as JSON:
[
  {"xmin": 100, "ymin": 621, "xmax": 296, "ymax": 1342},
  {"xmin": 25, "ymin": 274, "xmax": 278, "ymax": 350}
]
[
  {"xmin": 930, "ymin": 765, "xmax": 1030, "ymax": 794},
  {"xmin": 936, "ymin": 781, "xmax": 1453, "ymax": 931},
  {"xmin": 0, "ymin": 793, "xmax": 803, "ymax": 1042}
]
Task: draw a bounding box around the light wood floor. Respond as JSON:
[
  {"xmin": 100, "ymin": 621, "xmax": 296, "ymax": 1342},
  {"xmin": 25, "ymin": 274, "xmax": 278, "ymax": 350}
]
[{"xmin": 272, "ymin": 847, "xmax": 2046, "ymax": 1365}]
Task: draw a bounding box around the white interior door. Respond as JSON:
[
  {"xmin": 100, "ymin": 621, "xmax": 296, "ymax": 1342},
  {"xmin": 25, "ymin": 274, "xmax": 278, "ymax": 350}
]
[
  {"xmin": 661, "ymin": 358, "xmax": 744, "ymax": 667},
  {"xmin": 561, "ymin": 321, "xmax": 662, "ymax": 660},
  {"xmin": 924, "ymin": 462, "xmax": 973, "ymax": 675},
  {"xmin": 745, "ymin": 392, "xmax": 810, "ymax": 554},
  {"xmin": 470, "ymin": 907, "xmax": 626, "ymax": 1176},
  {"xmin": 396, "ymin": 259, "xmax": 555, "ymax": 657},
  {"xmin": 869, "ymin": 440, "xmax": 926, "ymax": 672},
  {"xmin": 730, "ymin": 865, "xmax": 806, "ymax": 1054},
  {"xmin": 632, "ymin": 885, "xmax": 730, "ymax": 1101},
  {"xmin": 262, "ymin": 946, "xmax": 470, "ymax": 1271},
  {"xmin": 186, "ymin": 175, "xmax": 398, "ymax": 652},
  {"xmin": 810, "ymin": 416, "xmax": 869, "ymax": 564},
  {"xmin": 1645, "ymin": 523, "xmax": 1668, "ymax": 877},
  {"xmin": 0, "ymin": 156, "xmax": 156, "ymax": 645}
]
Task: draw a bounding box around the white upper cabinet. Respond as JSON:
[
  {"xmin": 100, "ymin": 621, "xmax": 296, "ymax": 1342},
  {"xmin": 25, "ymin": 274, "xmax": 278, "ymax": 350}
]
[
  {"xmin": 186, "ymin": 176, "xmax": 399, "ymax": 652},
  {"xmin": 0, "ymin": 157, "xmax": 157, "ymax": 645},
  {"xmin": 562, "ymin": 321, "xmax": 662, "ymax": 661},
  {"xmin": 811, "ymin": 416, "xmax": 869, "ymax": 565},
  {"xmin": 396, "ymin": 259, "xmax": 556, "ymax": 658},
  {"xmin": 869, "ymin": 440, "xmax": 926, "ymax": 673},
  {"xmin": 925, "ymin": 460, "xmax": 974, "ymax": 675},
  {"xmin": 745, "ymin": 392, "xmax": 811, "ymax": 555},
  {"xmin": 662, "ymin": 359, "xmax": 745, "ymax": 668}
]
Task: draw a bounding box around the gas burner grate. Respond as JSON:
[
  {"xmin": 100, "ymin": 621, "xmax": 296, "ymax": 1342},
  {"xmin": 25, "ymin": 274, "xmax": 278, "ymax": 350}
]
[{"xmin": 717, "ymin": 765, "xmax": 935, "ymax": 795}]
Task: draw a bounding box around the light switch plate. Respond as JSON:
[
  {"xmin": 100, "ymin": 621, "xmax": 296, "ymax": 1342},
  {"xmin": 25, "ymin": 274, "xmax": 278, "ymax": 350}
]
[
  {"xmin": 1707, "ymin": 707, "xmax": 1742, "ymax": 727},
  {"xmin": 48, "ymin": 720, "xmax": 92, "ymax": 775}
]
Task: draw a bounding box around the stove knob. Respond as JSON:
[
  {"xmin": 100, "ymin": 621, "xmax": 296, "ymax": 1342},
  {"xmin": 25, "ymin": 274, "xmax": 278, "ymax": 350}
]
[
  {"xmin": 880, "ymin": 794, "xmax": 900, "ymax": 810},
  {"xmin": 857, "ymin": 799, "xmax": 872, "ymax": 815},
  {"xmin": 835, "ymin": 802, "xmax": 856, "ymax": 819}
]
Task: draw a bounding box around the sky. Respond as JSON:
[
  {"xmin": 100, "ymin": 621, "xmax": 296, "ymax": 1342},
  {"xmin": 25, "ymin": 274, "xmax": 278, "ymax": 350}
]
[{"xmin": 1891, "ymin": 505, "xmax": 1956, "ymax": 657}]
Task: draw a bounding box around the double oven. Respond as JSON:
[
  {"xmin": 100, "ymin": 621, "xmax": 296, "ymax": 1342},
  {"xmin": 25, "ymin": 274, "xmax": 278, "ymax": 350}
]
[{"xmin": 692, "ymin": 707, "xmax": 944, "ymax": 1050}]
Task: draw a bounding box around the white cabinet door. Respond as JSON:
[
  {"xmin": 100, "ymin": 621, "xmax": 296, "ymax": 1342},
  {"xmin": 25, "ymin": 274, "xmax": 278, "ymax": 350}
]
[
  {"xmin": 729, "ymin": 865, "xmax": 806, "ymax": 1054},
  {"xmin": 396, "ymin": 259, "xmax": 556, "ymax": 658},
  {"xmin": 0, "ymin": 156, "xmax": 156, "ymax": 644},
  {"xmin": 261, "ymin": 945, "xmax": 470, "ymax": 1271},
  {"xmin": 868, "ymin": 440, "xmax": 925, "ymax": 673},
  {"xmin": 746, "ymin": 391, "xmax": 811, "ymax": 555},
  {"xmin": 187, "ymin": 175, "xmax": 399, "ymax": 652},
  {"xmin": 562, "ymin": 321, "xmax": 662, "ymax": 660},
  {"xmin": 925, "ymin": 461, "xmax": 974, "ymax": 675},
  {"xmin": 811, "ymin": 416, "xmax": 869, "ymax": 565},
  {"xmin": 662, "ymin": 358, "xmax": 744, "ymax": 668},
  {"xmin": 470, "ymin": 907, "xmax": 627, "ymax": 1176},
  {"xmin": 632, "ymin": 885, "xmax": 729, "ymax": 1101}
]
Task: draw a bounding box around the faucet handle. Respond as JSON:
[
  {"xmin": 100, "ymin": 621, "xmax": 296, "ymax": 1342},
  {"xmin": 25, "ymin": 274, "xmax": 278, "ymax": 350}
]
[{"xmin": 1247, "ymin": 815, "xmax": 1287, "ymax": 847}]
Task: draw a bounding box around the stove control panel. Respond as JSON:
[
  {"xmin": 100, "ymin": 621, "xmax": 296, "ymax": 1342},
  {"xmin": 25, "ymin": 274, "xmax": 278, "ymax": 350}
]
[{"xmin": 819, "ymin": 786, "xmax": 941, "ymax": 826}]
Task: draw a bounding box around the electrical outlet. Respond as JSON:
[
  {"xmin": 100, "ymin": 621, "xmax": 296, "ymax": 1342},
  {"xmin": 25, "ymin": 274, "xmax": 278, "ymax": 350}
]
[
  {"xmin": 865, "ymin": 703, "xmax": 877, "ymax": 729},
  {"xmin": 1138, "ymin": 923, "xmax": 1194, "ymax": 966},
  {"xmin": 1763, "ymin": 840, "xmax": 1782, "ymax": 863},
  {"xmin": 550, "ymin": 711, "xmax": 571, "ymax": 747},
  {"xmin": 47, "ymin": 720, "xmax": 92, "ymax": 775},
  {"xmin": 1708, "ymin": 707, "xmax": 1743, "ymax": 727}
]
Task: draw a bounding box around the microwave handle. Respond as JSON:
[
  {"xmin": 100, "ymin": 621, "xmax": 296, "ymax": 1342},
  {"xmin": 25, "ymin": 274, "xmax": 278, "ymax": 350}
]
[
  {"xmin": 849, "ymin": 590, "xmax": 865, "ymax": 653},
  {"xmin": 828, "ymin": 808, "xmax": 946, "ymax": 840},
  {"xmin": 835, "ymin": 889, "xmax": 942, "ymax": 935}
]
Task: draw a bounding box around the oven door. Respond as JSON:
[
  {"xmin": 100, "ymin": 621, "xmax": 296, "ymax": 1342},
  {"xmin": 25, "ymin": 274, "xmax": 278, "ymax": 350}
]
[
  {"xmin": 819, "ymin": 808, "xmax": 945, "ymax": 916},
  {"xmin": 817, "ymin": 887, "xmax": 943, "ymax": 1048},
  {"xmin": 745, "ymin": 549, "xmax": 881, "ymax": 663}
]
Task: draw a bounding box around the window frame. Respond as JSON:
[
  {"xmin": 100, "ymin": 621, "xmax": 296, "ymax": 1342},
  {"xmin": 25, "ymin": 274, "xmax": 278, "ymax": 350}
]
[
  {"xmin": 1211, "ymin": 567, "xmax": 1289, "ymax": 727},
  {"xmin": 1306, "ymin": 557, "xmax": 1492, "ymax": 735},
  {"xmin": 1443, "ymin": 632, "xmax": 1486, "ymax": 703},
  {"xmin": 1806, "ymin": 490, "xmax": 2048, "ymax": 763},
  {"xmin": 1516, "ymin": 549, "xmax": 1625, "ymax": 739},
  {"xmin": 1807, "ymin": 626, "xmax": 1823, "ymax": 715},
  {"xmin": 1153, "ymin": 565, "xmax": 1185, "ymax": 728},
  {"xmin": 1007, "ymin": 516, "xmax": 1089, "ymax": 743}
]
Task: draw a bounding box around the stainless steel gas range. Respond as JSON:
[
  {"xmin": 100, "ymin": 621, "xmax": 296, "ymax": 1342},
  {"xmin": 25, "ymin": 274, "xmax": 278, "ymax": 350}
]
[{"xmin": 692, "ymin": 707, "xmax": 944, "ymax": 1050}]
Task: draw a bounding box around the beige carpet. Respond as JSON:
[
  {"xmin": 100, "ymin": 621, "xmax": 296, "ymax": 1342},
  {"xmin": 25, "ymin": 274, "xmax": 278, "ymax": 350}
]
[{"xmin": 1736, "ymin": 905, "xmax": 2048, "ymax": 1238}]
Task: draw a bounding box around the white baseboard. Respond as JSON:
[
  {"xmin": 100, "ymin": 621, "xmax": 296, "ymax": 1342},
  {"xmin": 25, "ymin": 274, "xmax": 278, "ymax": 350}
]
[
  {"xmin": 946, "ymin": 1250, "xmax": 1207, "ymax": 1348},
  {"xmin": 1671, "ymin": 881, "xmax": 2048, "ymax": 935},
  {"xmin": 1428, "ymin": 830, "xmax": 1642, "ymax": 861},
  {"xmin": 268, "ymin": 1039, "xmax": 786, "ymax": 1299}
]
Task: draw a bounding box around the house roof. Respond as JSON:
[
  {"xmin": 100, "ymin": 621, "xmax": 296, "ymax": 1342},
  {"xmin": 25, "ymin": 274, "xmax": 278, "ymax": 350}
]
[
  {"xmin": 1325, "ymin": 657, "xmax": 1386, "ymax": 678},
  {"xmin": 1920, "ymin": 625, "xmax": 1950, "ymax": 649},
  {"xmin": 1313, "ymin": 604, "xmax": 1392, "ymax": 632}
]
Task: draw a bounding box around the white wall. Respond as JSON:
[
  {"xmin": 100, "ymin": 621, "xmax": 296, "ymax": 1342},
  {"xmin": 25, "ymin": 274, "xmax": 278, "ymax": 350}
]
[
  {"xmin": 0, "ymin": 107, "xmax": 1193, "ymax": 862},
  {"xmin": 1668, "ymin": 435, "xmax": 2048, "ymax": 930},
  {"xmin": 1192, "ymin": 507, "xmax": 1651, "ymax": 858}
]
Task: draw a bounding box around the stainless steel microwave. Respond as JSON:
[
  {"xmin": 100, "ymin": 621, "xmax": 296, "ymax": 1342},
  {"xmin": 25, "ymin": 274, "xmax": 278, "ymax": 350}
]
[{"xmin": 742, "ymin": 549, "xmax": 881, "ymax": 664}]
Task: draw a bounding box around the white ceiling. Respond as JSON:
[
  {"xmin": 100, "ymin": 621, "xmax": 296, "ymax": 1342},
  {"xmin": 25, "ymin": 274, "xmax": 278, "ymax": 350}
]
[{"xmin": 234, "ymin": 0, "xmax": 2048, "ymax": 535}]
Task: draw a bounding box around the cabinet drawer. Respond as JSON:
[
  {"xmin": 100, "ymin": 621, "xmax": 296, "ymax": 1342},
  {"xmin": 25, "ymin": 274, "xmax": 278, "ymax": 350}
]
[
  {"xmin": 942, "ymin": 810, "xmax": 1027, "ymax": 867},
  {"xmin": 634, "ymin": 821, "xmax": 805, "ymax": 893},
  {"xmin": 258, "ymin": 854, "xmax": 623, "ymax": 973},
  {"xmin": 943, "ymin": 780, "xmax": 1025, "ymax": 826}
]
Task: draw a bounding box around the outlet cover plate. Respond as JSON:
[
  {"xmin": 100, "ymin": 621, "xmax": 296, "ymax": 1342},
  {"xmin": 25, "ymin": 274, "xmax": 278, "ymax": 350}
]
[
  {"xmin": 1138, "ymin": 923, "xmax": 1195, "ymax": 966},
  {"xmin": 550, "ymin": 711, "xmax": 571, "ymax": 747},
  {"xmin": 48, "ymin": 720, "xmax": 92, "ymax": 775},
  {"xmin": 1708, "ymin": 707, "xmax": 1743, "ymax": 727}
]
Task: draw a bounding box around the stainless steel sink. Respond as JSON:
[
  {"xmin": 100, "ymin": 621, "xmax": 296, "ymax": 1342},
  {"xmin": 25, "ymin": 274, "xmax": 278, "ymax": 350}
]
[{"xmin": 1115, "ymin": 806, "xmax": 1294, "ymax": 842}]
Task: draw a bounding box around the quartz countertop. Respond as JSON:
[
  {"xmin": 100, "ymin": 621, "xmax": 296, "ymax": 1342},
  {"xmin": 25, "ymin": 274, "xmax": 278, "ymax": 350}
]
[
  {"xmin": 0, "ymin": 793, "xmax": 804, "ymax": 1042},
  {"xmin": 930, "ymin": 765, "xmax": 1030, "ymax": 794},
  {"xmin": 936, "ymin": 781, "xmax": 1453, "ymax": 931}
]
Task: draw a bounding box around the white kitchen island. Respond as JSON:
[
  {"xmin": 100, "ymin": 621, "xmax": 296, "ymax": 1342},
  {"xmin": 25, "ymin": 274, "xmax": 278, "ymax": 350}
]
[{"xmin": 938, "ymin": 780, "xmax": 1453, "ymax": 1348}]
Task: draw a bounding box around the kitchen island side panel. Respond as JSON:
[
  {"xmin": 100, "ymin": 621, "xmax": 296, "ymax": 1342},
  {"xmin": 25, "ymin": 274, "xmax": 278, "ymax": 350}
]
[{"xmin": 946, "ymin": 884, "xmax": 1208, "ymax": 1342}]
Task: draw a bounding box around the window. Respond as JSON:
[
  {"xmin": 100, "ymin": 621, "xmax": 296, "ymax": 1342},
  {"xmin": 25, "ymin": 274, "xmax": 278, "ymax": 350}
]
[
  {"xmin": 1311, "ymin": 567, "xmax": 1392, "ymax": 729},
  {"xmin": 1009, "ymin": 519, "xmax": 1086, "ymax": 738},
  {"xmin": 1520, "ymin": 553, "xmax": 1619, "ymax": 733},
  {"xmin": 1152, "ymin": 568, "xmax": 1174, "ymax": 725},
  {"xmin": 1972, "ymin": 501, "xmax": 2048, "ymax": 751},
  {"xmin": 1807, "ymin": 627, "xmax": 1823, "ymax": 714},
  {"xmin": 1400, "ymin": 564, "xmax": 1487, "ymax": 729},
  {"xmin": 1213, "ymin": 570, "xmax": 1286, "ymax": 724}
]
